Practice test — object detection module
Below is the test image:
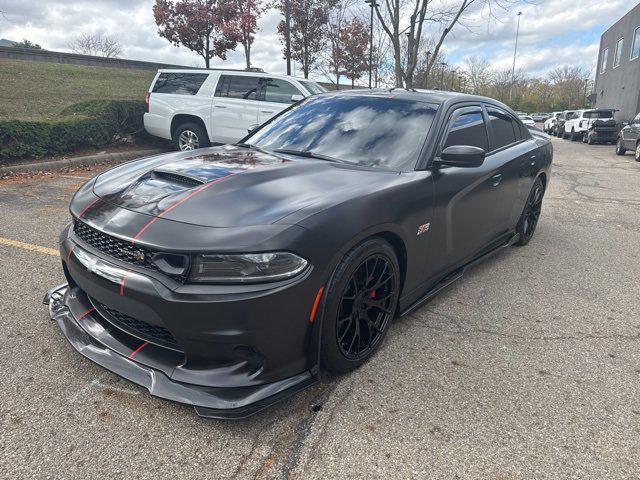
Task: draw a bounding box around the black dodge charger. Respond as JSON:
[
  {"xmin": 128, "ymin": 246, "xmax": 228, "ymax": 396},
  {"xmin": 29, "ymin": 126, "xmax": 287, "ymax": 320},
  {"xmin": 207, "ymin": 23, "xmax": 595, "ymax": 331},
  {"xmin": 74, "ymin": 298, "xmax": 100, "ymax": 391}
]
[{"xmin": 45, "ymin": 90, "xmax": 552, "ymax": 418}]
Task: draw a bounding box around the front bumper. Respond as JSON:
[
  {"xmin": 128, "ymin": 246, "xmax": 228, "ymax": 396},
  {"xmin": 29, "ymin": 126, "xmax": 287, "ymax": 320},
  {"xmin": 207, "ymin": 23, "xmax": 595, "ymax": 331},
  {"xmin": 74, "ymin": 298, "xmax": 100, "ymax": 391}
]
[{"xmin": 45, "ymin": 283, "xmax": 317, "ymax": 419}]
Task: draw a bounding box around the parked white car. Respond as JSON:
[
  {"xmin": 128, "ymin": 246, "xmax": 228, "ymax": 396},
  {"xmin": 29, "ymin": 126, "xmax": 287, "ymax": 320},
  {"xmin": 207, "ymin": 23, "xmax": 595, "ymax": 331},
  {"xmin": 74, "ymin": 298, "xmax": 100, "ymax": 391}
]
[
  {"xmin": 543, "ymin": 112, "xmax": 562, "ymax": 135},
  {"xmin": 519, "ymin": 115, "xmax": 536, "ymax": 127},
  {"xmin": 143, "ymin": 69, "xmax": 327, "ymax": 150},
  {"xmin": 562, "ymin": 109, "xmax": 616, "ymax": 141}
]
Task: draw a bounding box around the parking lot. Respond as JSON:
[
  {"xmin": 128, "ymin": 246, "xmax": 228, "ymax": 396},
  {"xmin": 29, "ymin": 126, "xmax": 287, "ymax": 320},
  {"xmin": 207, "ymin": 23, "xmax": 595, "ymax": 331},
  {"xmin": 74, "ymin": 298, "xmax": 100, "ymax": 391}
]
[{"xmin": 0, "ymin": 135, "xmax": 639, "ymax": 479}]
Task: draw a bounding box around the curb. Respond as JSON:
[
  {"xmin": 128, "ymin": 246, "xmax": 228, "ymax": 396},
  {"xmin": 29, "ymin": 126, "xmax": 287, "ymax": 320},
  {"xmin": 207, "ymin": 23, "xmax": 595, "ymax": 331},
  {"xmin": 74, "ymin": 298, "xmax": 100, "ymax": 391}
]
[{"xmin": 0, "ymin": 148, "xmax": 170, "ymax": 175}]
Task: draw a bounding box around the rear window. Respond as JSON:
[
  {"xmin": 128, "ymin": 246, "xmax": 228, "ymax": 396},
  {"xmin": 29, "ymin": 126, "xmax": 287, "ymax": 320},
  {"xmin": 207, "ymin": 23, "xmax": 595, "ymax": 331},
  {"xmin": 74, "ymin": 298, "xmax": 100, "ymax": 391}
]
[
  {"xmin": 584, "ymin": 110, "xmax": 614, "ymax": 119},
  {"xmin": 152, "ymin": 73, "xmax": 209, "ymax": 95},
  {"xmin": 487, "ymin": 107, "xmax": 518, "ymax": 150}
]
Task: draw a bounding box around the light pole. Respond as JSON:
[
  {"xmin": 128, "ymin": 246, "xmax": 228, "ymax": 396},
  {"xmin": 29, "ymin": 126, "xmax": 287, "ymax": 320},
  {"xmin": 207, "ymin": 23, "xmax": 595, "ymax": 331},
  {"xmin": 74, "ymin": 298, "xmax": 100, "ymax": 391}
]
[
  {"xmin": 439, "ymin": 62, "xmax": 447, "ymax": 89},
  {"xmin": 450, "ymin": 68, "xmax": 457, "ymax": 90},
  {"xmin": 425, "ymin": 51, "xmax": 431, "ymax": 89},
  {"xmin": 365, "ymin": 0, "xmax": 378, "ymax": 89},
  {"xmin": 284, "ymin": 0, "xmax": 292, "ymax": 76},
  {"xmin": 510, "ymin": 11, "xmax": 522, "ymax": 101}
]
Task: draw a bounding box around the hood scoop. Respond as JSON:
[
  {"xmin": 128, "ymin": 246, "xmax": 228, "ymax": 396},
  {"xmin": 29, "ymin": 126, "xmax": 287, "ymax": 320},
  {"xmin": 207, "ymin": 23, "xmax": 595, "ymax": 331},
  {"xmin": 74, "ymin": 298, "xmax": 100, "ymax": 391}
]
[{"xmin": 151, "ymin": 169, "xmax": 205, "ymax": 188}]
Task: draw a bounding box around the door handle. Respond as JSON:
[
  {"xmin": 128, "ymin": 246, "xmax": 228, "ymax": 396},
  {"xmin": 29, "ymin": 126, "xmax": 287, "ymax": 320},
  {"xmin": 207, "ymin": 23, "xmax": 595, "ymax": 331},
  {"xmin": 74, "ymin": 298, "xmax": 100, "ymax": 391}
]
[
  {"xmin": 491, "ymin": 174, "xmax": 502, "ymax": 187},
  {"xmin": 260, "ymin": 110, "xmax": 274, "ymax": 114},
  {"xmin": 214, "ymin": 104, "xmax": 227, "ymax": 108}
]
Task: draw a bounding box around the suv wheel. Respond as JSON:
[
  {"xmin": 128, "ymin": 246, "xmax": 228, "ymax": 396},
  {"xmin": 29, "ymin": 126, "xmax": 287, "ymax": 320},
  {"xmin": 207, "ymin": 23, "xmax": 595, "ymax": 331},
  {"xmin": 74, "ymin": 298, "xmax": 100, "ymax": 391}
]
[
  {"xmin": 320, "ymin": 238, "xmax": 400, "ymax": 373},
  {"xmin": 635, "ymin": 142, "xmax": 640, "ymax": 162},
  {"xmin": 174, "ymin": 122, "xmax": 210, "ymax": 152},
  {"xmin": 570, "ymin": 129, "xmax": 577, "ymax": 141},
  {"xmin": 615, "ymin": 137, "xmax": 626, "ymax": 155}
]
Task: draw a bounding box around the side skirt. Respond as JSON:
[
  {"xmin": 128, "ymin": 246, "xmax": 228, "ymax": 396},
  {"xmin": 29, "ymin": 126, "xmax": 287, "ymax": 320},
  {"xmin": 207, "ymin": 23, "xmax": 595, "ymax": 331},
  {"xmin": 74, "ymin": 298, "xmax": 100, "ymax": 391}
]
[{"xmin": 399, "ymin": 232, "xmax": 519, "ymax": 317}]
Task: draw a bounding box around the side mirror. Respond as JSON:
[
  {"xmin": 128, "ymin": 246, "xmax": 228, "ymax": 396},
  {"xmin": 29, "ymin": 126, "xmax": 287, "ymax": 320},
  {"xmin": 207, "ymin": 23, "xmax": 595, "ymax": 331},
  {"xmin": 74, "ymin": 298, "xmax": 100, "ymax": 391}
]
[
  {"xmin": 621, "ymin": 121, "xmax": 629, "ymax": 127},
  {"xmin": 437, "ymin": 145, "xmax": 485, "ymax": 168},
  {"xmin": 291, "ymin": 94, "xmax": 304, "ymax": 103}
]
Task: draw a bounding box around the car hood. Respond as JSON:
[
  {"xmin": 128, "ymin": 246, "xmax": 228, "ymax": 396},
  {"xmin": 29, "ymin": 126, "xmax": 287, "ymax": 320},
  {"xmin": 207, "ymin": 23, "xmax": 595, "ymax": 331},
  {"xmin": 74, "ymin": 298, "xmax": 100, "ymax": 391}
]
[{"xmin": 92, "ymin": 145, "xmax": 399, "ymax": 228}]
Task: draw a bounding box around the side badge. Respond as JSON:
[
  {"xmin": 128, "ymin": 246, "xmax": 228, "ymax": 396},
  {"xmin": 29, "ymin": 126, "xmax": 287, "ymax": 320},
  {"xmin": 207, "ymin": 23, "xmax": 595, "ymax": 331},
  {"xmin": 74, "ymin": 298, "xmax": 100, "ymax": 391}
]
[{"xmin": 417, "ymin": 222, "xmax": 430, "ymax": 236}]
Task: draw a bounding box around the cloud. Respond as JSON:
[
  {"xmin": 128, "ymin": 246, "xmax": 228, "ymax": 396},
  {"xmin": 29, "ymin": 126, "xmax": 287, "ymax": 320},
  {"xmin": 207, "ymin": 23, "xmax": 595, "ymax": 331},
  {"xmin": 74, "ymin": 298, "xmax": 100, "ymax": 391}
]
[{"xmin": 0, "ymin": 0, "xmax": 633, "ymax": 79}]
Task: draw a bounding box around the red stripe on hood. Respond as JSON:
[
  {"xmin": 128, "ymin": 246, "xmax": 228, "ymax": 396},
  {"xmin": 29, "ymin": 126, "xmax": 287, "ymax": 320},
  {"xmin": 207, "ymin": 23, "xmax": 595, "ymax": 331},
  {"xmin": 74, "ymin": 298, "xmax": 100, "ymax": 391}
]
[{"xmin": 131, "ymin": 173, "xmax": 237, "ymax": 245}]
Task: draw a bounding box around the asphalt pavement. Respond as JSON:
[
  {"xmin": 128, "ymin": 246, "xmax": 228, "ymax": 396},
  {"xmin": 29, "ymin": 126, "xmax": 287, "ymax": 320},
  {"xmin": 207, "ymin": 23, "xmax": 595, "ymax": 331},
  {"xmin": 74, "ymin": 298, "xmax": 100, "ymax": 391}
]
[{"xmin": 1, "ymin": 137, "xmax": 639, "ymax": 479}]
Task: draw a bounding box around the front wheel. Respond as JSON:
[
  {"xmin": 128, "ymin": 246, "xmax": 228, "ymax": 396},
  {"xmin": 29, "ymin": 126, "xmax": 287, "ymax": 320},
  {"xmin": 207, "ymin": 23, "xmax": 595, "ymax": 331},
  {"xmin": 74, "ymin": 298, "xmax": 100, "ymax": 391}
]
[
  {"xmin": 635, "ymin": 142, "xmax": 640, "ymax": 162},
  {"xmin": 320, "ymin": 238, "xmax": 400, "ymax": 373},
  {"xmin": 515, "ymin": 177, "xmax": 545, "ymax": 247},
  {"xmin": 615, "ymin": 138, "xmax": 626, "ymax": 155}
]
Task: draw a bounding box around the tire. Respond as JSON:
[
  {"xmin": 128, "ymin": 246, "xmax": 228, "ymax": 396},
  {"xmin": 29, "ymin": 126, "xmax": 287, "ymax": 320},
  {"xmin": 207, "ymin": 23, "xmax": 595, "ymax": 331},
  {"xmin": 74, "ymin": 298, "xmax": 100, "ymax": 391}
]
[
  {"xmin": 320, "ymin": 238, "xmax": 400, "ymax": 373},
  {"xmin": 587, "ymin": 134, "xmax": 593, "ymax": 145},
  {"xmin": 615, "ymin": 137, "xmax": 626, "ymax": 155},
  {"xmin": 514, "ymin": 177, "xmax": 545, "ymax": 247},
  {"xmin": 635, "ymin": 142, "xmax": 640, "ymax": 162},
  {"xmin": 570, "ymin": 129, "xmax": 576, "ymax": 141},
  {"xmin": 173, "ymin": 122, "xmax": 210, "ymax": 152}
]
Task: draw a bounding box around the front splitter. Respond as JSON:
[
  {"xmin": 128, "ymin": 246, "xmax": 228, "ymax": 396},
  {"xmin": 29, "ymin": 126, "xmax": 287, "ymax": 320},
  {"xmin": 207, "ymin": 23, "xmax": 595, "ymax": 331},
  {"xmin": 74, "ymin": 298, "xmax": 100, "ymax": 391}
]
[{"xmin": 44, "ymin": 284, "xmax": 317, "ymax": 420}]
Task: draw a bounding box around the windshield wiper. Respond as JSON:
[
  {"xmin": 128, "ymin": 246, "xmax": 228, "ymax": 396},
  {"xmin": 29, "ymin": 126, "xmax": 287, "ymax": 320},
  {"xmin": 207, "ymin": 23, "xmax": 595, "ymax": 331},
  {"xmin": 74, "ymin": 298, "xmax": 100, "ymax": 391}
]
[{"xmin": 272, "ymin": 148, "xmax": 346, "ymax": 164}]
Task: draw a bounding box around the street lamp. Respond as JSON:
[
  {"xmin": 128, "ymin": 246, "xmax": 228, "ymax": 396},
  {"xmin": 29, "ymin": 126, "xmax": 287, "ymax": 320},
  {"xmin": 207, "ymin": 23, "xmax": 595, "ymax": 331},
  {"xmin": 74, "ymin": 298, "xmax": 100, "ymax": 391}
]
[
  {"xmin": 284, "ymin": 0, "xmax": 292, "ymax": 75},
  {"xmin": 510, "ymin": 11, "xmax": 522, "ymax": 101},
  {"xmin": 365, "ymin": 0, "xmax": 379, "ymax": 89},
  {"xmin": 439, "ymin": 62, "xmax": 447, "ymax": 89},
  {"xmin": 450, "ymin": 68, "xmax": 457, "ymax": 90}
]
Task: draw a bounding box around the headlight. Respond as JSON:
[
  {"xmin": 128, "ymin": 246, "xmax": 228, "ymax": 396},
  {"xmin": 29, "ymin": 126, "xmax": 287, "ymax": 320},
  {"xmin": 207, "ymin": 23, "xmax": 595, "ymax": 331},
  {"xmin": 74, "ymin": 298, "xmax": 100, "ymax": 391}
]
[{"xmin": 189, "ymin": 252, "xmax": 308, "ymax": 284}]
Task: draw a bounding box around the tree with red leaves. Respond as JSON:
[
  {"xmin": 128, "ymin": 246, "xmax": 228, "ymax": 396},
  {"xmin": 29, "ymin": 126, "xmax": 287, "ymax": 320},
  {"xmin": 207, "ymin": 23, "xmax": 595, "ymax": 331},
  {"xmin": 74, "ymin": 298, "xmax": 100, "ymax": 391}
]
[
  {"xmin": 339, "ymin": 18, "xmax": 369, "ymax": 87},
  {"xmin": 276, "ymin": 0, "xmax": 338, "ymax": 79},
  {"xmin": 153, "ymin": 0, "xmax": 242, "ymax": 68},
  {"xmin": 237, "ymin": 0, "xmax": 265, "ymax": 69}
]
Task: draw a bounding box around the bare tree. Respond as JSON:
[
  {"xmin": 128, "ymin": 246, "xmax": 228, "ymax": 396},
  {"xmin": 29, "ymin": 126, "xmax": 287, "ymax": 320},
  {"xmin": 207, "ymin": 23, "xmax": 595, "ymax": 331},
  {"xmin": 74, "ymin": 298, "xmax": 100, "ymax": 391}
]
[
  {"xmin": 373, "ymin": 0, "xmax": 516, "ymax": 88},
  {"xmin": 463, "ymin": 56, "xmax": 493, "ymax": 94},
  {"xmin": 68, "ymin": 33, "xmax": 122, "ymax": 58}
]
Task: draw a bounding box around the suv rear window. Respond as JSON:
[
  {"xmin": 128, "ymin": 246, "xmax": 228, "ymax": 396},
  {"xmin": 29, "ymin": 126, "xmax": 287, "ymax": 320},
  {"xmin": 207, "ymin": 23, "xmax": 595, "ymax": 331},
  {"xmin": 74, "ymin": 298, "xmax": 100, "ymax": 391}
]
[
  {"xmin": 584, "ymin": 110, "xmax": 614, "ymax": 119},
  {"xmin": 152, "ymin": 73, "xmax": 209, "ymax": 95}
]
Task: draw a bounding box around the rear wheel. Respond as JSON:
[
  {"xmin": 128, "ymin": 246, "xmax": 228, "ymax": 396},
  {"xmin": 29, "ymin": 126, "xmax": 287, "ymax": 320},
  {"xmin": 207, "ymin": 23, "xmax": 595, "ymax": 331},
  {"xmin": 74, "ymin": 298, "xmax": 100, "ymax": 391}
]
[
  {"xmin": 174, "ymin": 122, "xmax": 210, "ymax": 152},
  {"xmin": 615, "ymin": 137, "xmax": 626, "ymax": 155},
  {"xmin": 515, "ymin": 177, "xmax": 545, "ymax": 247},
  {"xmin": 320, "ymin": 238, "xmax": 400, "ymax": 373}
]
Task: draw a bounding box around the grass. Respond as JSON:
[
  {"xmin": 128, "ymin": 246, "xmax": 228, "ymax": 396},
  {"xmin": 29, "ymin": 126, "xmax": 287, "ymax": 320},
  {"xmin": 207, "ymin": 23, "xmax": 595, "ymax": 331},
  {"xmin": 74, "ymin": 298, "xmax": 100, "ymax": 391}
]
[{"xmin": 0, "ymin": 59, "xmax": 156, "ymax": 121}]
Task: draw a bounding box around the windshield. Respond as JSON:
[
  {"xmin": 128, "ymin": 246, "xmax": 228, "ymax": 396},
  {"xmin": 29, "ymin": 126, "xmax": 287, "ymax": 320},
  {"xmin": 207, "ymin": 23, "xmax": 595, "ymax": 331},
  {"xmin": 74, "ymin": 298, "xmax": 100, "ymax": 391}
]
[
  {"xmin": 299, "ymin": 80, "xmax": 327, "ymax": 95},
  {"xmin": 584, "ymin": 110, "xmax": 614, "ymax": 119},
  {"xmin": 245, "ymin": 94, "xmax": 438, "ymax": 170}
]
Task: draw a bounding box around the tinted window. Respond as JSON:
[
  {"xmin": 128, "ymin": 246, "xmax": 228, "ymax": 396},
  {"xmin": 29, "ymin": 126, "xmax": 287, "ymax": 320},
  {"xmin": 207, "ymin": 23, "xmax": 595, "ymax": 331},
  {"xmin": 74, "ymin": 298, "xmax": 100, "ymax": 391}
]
[
  {"xmin": 264, "ymin": 79, "xmax": 302, "ymax": 104},
  {"xmin": 152, "ymin": 73, "xmax": 209, "ymax": 95},
  {"xmin": 632, "ymin": 27, "xmax": 640, "ymax": 60},
  {"xmin": 214, "ymin": 75, "xmax": 260, "ymax": 100},
  {"xmin": 487, "ymin": 107, "xmax": 517, "ymax": 150},
  {"xmin": 614, "ymin": 37, "xmax": 624, "ymax": 67},
  {"xmin": 247, "ymin": 95, "xmax": 438, "ymax": 170},
  {"xmin": 601, "ymin": 48, "xmax": 609, "ymax": 73},
  {"xmin": 443, "ymin": 110, "xmax": 488, "ymax": 151},
  {"xmin": 584, "ymin": 110, "xmax": 614, "ymax": 119}
]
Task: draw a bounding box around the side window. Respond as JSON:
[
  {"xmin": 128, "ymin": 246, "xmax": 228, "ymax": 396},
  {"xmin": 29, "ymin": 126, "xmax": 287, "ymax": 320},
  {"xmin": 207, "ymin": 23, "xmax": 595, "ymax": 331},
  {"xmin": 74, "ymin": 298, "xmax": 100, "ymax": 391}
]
[
  {"xmin": 443, "ymin": 109, "xmax": 489, "ymax": 151},
  {"xmin": 633, "ymin": 113, "xmax": 640, "ymax": 125},
  {"xmin": 264, "ymin": 79, "xmax": 303, "ymax": 104},
  {"xmin": 214, "ymin": 75, "xmax": 260, "ymax": 100},
  {"xmin": 486, "ymin": 107, "xmax": 517, "ymax": 150},
  {"xmin": 152, "ymin": 73, "xmax": 209, "ymax": 95}
]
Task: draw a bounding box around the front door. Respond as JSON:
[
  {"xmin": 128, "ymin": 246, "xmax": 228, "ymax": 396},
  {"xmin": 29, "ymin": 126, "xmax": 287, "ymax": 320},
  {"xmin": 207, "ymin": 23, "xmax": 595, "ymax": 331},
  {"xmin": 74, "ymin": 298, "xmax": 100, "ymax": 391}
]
[
  {"xmin": 257, "ymin": 78, "xmax": 305, "ymax": 124},
  {"xmin": 430, "ymin": 106, "xmax": 506, "ymax": 275},
  {"xmin": 211, "ymin": 74, "xmax": 261, "ymax": 144}
]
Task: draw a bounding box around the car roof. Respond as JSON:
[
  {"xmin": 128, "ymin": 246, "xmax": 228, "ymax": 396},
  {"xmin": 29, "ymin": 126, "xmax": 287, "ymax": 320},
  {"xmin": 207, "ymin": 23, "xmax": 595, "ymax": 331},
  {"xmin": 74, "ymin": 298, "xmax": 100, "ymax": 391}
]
[{"xmin": 156, "ymin": 68, "xmax": 314, "ymax": 83}]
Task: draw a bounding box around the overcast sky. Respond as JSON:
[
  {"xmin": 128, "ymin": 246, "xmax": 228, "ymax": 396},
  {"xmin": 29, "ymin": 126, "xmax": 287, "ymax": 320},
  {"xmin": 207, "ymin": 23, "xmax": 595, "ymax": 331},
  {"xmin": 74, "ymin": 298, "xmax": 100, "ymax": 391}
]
[{"xmin": 1, "ymin": 0, "xmax": 637, "ymax": 80}]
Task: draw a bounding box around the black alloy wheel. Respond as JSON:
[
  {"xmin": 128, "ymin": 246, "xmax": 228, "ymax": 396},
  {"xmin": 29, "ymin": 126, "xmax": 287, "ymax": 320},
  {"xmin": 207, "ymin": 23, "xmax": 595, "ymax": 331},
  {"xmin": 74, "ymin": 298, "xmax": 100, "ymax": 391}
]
[
  {"xmin": 515, "ymin": 178, "xmax": 545, "ymax": 246},
  {"xmin": 320, "ymin": 238, "xmax": 400, "ymax": 373},
  {"xmin": 615, "ymin": 137, "xmax": 626, "ymax": 155},
  {"xmin": 635, "ymin": 142, "xmax": 640, "ymax": 162}
]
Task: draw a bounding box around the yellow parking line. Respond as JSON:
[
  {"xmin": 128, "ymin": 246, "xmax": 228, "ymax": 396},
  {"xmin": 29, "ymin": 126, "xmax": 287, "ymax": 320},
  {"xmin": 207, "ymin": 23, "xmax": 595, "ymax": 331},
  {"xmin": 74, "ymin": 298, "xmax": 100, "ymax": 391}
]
[{"xmin": 0, "ymin": 237, "xmax": 60, "ymax": 257}]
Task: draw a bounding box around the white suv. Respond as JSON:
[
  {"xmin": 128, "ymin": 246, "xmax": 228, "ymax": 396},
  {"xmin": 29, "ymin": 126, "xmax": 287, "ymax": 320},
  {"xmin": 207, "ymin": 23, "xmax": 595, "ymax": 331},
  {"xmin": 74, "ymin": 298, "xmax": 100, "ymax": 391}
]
[
  {"xmin": 143, "ymin": 69, "xmax": 327, "ymax": 150},
  {"xmin": 563, "ymin": 109, "xmax": 615, "ymax": 141}
]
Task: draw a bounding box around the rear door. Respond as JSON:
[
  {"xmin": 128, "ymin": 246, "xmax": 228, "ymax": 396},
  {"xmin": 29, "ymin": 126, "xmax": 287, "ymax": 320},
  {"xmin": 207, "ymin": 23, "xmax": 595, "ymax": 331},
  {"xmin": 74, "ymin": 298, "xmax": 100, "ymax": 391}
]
[
  {"xmin": 257, "ymin": 78, "xmax": 305, "ymax": 124},
  {"xmin": 211, "ymin": 74, "xmax": 261, "ymax": 143}
]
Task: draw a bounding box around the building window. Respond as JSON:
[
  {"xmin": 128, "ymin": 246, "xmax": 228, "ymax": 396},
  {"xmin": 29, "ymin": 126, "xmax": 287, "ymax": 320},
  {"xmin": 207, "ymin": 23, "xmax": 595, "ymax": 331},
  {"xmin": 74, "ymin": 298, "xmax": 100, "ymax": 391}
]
[
  {"xmin": 601, "ymin": 48, "xmax": 609, "ymax": 73},
  {"xmin": 631, "ymin": 26, "xmax": 640, "ymax": 60},
  {"xmin": 613, "ymin": 37, "xmax": 624, "ymax": 68}
]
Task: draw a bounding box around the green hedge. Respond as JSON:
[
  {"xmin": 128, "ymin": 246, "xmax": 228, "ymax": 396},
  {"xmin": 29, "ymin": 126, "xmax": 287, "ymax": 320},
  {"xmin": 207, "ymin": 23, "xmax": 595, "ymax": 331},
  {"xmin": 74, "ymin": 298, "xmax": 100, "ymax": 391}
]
[{"xmin": 0, "ymin": 100, "xmax": 146, "ymax": 163}]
